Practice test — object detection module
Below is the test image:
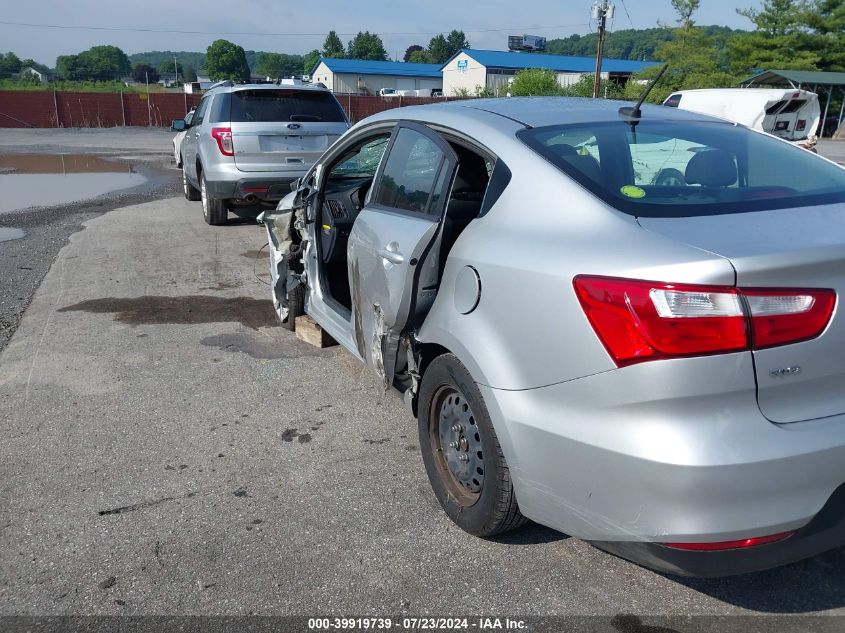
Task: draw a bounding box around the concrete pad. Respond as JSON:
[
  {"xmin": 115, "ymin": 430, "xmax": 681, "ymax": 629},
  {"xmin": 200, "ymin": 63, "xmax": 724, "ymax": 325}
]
[{"xmin": 1, "ymin": 197, "xmax": 845, "ymax": 617}]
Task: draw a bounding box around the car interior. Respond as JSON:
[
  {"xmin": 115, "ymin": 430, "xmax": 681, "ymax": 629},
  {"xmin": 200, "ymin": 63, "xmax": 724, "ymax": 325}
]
[{"xmin": 315, "ymin": 131, "xmax": 493, "ymax": 315}]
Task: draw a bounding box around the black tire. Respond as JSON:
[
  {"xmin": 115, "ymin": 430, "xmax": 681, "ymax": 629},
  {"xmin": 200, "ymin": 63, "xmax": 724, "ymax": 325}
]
[
  {"xmin": 200, "ymin": 172, "xmax": 228, "ymax": 225},
  {"xmin": 281, "ymin": 282, "xmax": 305, "ymax": 331},
  {"xmin": 182, "ymin": 166, "xmax": 200, "ymax": 201},
  {"xmin": 655, "ymin": 168, "xmax": 685, "ymax": 187},
  {"xmin": 417, "ymin": 353, "xmax": 527, "ymax": 537}
]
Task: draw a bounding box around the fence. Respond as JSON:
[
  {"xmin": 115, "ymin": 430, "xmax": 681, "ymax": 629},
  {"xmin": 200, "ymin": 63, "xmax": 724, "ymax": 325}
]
[{"xmin": 0, "ymin": 91, "xmax": 460, "ymax": 128}]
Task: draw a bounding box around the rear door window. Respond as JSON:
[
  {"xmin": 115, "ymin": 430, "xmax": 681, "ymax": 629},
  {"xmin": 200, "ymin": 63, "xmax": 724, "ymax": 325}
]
[
  {"xmin": 374, "ymin": 127, "xmax": 450, "ymax": 215},
  {"xmin": 230, "ymin": 89, "xmax": 346, "ymax": 123}
]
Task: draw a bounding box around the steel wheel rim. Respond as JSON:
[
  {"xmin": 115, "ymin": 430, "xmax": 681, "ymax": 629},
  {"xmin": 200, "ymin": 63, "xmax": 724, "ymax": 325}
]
[
  {"xmin": 429, "ymin": 385, "xmax": 483, "ymax": 506},
  {"xmin": 182, "ymin": 169, "xmax": 189, "ymax": 196}
]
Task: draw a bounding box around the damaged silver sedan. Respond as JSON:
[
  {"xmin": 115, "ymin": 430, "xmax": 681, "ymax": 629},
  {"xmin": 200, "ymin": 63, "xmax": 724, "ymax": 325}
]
[{"xmin": 262, "ymin": 97, "xmax": 845, "ymax": 577}]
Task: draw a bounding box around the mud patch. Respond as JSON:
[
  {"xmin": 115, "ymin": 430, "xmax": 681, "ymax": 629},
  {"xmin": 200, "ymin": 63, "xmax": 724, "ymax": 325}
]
[
  {"xmin": 58, "ymin": 295, "xmax": 276, "ymax": 330},
  {"xmin": 201, "ymin": 331, "xmax": 322, "ymax": 359},
  {"xmin": 241, "ymin": 249, "xmax": 265, "ymax": 260}
]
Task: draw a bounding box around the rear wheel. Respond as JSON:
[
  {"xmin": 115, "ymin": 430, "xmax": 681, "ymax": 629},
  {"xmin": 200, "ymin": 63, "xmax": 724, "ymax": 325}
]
[
  {"xmin": 200, "ymin": 173, "xmax": 228, "ymax": 225},
  {"xmin": 183, "ymin": 166, "xmax": 200, "ymax": 201},
  {"xmin": 418, "ymin": 354, "xmax": 527, "ymax": 537},
  {"xmin": 655, "ymin": 168, "xmax": 685, "ymax": 187}
]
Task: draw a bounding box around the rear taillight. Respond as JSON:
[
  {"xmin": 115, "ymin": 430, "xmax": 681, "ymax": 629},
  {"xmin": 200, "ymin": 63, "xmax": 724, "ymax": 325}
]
[
  {"xmin": 211, "ymin": 127, "xmax": 234, "ymax": 156},
  {"xmin": 573, "ymin": 276, "xmax": 835, "ymax": 367},
  {"xmin": 663, "ymin": 531, "xmax": 794, "ymax": 551},
  {"xmin": 796, "ymin": 119, "xmax": 807, "ymax": 131}
]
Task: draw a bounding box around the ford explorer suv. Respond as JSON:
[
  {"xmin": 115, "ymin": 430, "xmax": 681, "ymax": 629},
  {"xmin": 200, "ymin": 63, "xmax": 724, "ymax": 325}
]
[{"xmin": 174, "ymin": 80, "xmax": 349, "ymax": 225}]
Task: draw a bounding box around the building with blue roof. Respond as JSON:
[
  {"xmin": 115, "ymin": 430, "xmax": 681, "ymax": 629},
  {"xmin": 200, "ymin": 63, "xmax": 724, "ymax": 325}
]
[
  {"xmin": 441, "ymin": 48, "xmax": 658, "ymax": 96},
  {"xmin": 311, "ymin": 57, "xmax": 443, "ymax": 95}
]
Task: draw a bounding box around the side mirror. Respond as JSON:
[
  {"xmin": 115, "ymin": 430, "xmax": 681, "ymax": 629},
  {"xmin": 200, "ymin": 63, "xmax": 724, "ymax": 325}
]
[{"xmin": 171, "ymin": 119, "xmax": 187, "ymax": 132}]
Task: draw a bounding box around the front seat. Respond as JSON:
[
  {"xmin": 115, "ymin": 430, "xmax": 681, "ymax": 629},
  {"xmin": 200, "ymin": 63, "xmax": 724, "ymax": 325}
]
[{"xmin": 685, "ymin": 149, "xmax": 737, "ymax": 187}]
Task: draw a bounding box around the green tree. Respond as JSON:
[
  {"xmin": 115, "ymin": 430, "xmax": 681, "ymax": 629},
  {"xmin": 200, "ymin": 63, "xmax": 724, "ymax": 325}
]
[
  {"xmin": 347, "ymin": 32, "xmax": 387, "ymax": 61},
  {"xmin": 255, "ymin": 52, "xmax": 303, "ymax": 79},
  {"xmin": 56, "ymin": 45, "xmax": 130, "ymax": 81},
  {"xmin": 0, "ymin": 52, "xmax": 21, "ymax": 79},
  {"xmin": 205, "ymin": 39, "xmax": 250, "ymax": 81},
  {"xmin": 156, "ymin": 60, "xmax": 184, "ymax": 79},
  {"xmin": 132, "ymin": 63, "xmax": 159, "ymax": 83},
  {"xmin": 509, "ymin": 68, "xmax": 563, "ymax": 96},
  {"xmin": 805, "ymin": 0, "xmax": 845, "ymax": 71},
  {"xmin": 322, "ymin": 31, "xmax": 346, "ymax": 58},
  {"xmin": 426, "ymin": 30, "xmax": 470, "ymax": 64},
  {"xmin": 408, "ymin": 50, "xmax": 432, "ymax": 64},
  {"xmin": 730, "ymin": 0, "xmax": 819, "ymax": 73},
  {"xmin": 404, "ymin": 44, "xmax": 424, "ymax": 62},
  {"xmin": 670, "ymin": 0, "xmax": 701, "ymax": 27},
  {"xmin": 445, "ymin": 30, "xmax": 470, "ymax": 56},
  {"xmin": 427, "ymin": 34, "xmax": 451, "ymax": 64},
  {"xmin": 84, "ymin": 45, "xmax": 131, "ymax": 80},
  {"xmin": 303, "ymin": 49, "xmax": 321, "ymax": 76}
]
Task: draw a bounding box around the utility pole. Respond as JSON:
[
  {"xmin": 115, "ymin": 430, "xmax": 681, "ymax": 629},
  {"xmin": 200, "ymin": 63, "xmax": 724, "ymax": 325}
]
[
  {"xmin": 592, "ymin": 1, "xmax": 614, "ymax": 98},
  {"xmin": 174, "ymin": 56, "xmax": 179, "ymax": 87}
]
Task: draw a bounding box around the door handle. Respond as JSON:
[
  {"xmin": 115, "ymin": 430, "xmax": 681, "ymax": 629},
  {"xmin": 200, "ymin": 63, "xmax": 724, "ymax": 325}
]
[{"xmin": 378, "ymin": 244, "xmax": 404, "ymax": 265}]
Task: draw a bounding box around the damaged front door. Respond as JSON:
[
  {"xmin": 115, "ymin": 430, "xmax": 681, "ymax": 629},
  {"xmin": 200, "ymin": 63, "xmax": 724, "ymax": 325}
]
[{"xmin": 347, "ymin": 122, "xmax": 458, "ymax": 387}]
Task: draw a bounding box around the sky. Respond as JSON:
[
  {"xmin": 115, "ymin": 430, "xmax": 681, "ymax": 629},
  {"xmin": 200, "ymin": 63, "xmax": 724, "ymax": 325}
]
[{"xmin": 1, "ymin": 0, "xmax": 762, "ymax": 66}]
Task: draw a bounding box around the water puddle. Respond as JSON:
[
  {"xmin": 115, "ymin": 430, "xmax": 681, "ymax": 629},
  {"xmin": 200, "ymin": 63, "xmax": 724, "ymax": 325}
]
[
  {"xmin": 0, "ymin": 227, "xmax": 25, "ymax": 243},
  {"xmin": 0, "ymin": 154, "xmax": 147, "ymax": 214}
]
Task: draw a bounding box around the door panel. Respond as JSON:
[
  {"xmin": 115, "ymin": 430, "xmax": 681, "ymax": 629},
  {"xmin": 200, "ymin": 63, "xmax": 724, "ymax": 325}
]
[{"xmin": 347, "ymin": 123, "xmax": 457, "ymax": 385}]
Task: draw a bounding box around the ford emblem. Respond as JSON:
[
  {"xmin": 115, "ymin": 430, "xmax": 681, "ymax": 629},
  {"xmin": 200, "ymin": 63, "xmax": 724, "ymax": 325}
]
[{"xmin": 287, "ymin": 123, "xmax": 301, "ymax": 130}]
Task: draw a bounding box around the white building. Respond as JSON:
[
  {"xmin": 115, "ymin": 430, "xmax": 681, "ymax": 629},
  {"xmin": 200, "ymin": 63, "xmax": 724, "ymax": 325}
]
[
  {"xmin": 310, "ymin": 58, "xmax": 442, "ymax": 95},
  {"xmin": 441, "ymin": 49, "xmax": 659, "ymax": 96}
]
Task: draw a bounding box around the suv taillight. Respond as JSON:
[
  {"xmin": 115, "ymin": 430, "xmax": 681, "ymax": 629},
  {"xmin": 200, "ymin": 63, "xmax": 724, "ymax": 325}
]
[
  {"xmin": 211, "ymin": 127, "xmax": 234, "ymax": 156},
  {"xmin": 573, "ymin": 276, "xmax": 835, "ymax": 366},
  {"xmin": 796, "ymin": 119, "xmax": 807, "ymax": 131}
]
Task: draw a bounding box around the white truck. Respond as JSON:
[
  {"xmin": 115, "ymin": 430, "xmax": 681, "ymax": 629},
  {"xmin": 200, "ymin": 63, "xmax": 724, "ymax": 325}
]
[{"xmin": 663, "ymin": 88, "xmax": 821, "ymax": 150}]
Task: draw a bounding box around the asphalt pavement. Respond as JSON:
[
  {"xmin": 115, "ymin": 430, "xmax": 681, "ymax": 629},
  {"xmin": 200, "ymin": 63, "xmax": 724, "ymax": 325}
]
[{"xmin": 2, "ymin": 193, "xmax": 845, "ymax": 620}]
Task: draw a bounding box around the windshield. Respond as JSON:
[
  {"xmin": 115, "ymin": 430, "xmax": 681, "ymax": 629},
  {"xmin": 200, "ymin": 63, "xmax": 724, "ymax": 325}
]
[
  {"xmin": 230, "ymin": 89, "xmax": 346, "ymax": 123},
  {"xmin": 518, "ymin": 120, "xmax": 845, "ymax": 217}
]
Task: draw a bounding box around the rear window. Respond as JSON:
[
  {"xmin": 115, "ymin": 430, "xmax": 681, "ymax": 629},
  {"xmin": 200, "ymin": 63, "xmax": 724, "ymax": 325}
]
[
  {"xmin": 663, "ymin": 94, "xmax": 682, "ymax": 108},
  {"xmin": 229, "ymin": 89, "xmax": 346, "ymax": 123},
  {"xmin": 518, "ymin": 120, "xmax": 845, "ymax": 218}
]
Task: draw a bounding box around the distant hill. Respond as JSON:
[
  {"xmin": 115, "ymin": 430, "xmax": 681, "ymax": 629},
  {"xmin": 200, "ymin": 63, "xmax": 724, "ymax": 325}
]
[{"xmin": 546, "ymin": 25, "xmax": 746, "ymax": 61}]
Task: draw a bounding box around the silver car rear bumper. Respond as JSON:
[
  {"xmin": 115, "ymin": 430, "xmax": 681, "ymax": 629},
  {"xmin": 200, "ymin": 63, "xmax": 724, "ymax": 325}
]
[{"xmin": 481, "ymin": 352, "xmax": 845, "ymax": 550}]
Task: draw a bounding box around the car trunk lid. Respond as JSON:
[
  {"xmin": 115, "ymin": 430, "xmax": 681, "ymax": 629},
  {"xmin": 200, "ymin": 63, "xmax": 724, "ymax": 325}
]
[
  {"xmin": 229, "ymin": 89, "xmax": 348, "ymax": 173},
  {"xmin": 639, "ymin": 202, "xmax": 845, "ymax": 423}
]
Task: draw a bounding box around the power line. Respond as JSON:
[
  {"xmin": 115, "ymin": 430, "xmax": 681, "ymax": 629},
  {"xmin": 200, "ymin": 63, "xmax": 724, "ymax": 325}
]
[
  {"xmin": 0, "ymin": 19, "xmax": 587, "ymax": 39},
  {"xmin": 618, "ymin": 0, "xmax": 636, "ymax": 30}
]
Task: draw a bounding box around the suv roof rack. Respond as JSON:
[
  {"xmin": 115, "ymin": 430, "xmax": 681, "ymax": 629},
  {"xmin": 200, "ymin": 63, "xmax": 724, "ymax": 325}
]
[{"xmin": 208, "ymin": 80, "xmax": 235, "ymax": 91}]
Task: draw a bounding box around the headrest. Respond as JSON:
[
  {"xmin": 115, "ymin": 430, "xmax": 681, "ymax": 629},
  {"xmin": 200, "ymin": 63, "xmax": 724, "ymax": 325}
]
[{"xmin": 685, "ymin": 150, "xmax": 737, "ymax": 187}]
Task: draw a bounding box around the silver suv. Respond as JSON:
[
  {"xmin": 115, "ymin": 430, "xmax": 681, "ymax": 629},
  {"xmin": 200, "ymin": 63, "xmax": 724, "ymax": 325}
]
[{"xmin": 174, "ymin": 80, "xmax": 349, "ymax": 225}]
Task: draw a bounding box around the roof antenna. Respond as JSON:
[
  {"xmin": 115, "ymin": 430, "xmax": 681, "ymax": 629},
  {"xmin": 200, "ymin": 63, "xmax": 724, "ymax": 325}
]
[{"xmin": 618, "ymin": 63, "xmax": 669, "ymax": 126}]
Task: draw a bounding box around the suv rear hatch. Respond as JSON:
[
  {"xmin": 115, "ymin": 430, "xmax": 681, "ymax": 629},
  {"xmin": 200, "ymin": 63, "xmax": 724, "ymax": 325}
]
[
  {"xmin": 228, "ymin": 88, "xmax": 348, "ymax": 173},
  {"xmin": 640, "ymin": 203, "xmax": 845, "ymax": 424}
]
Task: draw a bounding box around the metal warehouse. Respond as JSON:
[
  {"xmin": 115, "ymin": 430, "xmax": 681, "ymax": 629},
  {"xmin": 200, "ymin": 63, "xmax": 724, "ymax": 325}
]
[
  {"xmin": 441, "ymin": 48, "xmax": 658, "ymax": 96},
  {"xmin": 310, "ymin": 58, "xmax": 442, "ymax": 95}
]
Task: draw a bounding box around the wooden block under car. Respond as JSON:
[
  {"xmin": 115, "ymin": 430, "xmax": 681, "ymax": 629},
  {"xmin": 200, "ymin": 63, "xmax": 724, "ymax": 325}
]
[{"xmin": 295, "ymin": 315, "xmax": 338, "ymax": 348}]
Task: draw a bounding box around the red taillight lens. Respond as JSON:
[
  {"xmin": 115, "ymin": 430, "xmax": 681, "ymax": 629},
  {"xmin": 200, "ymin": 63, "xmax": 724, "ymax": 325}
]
[
  {"xmin": 573, "ymin": 276, "xmax": 835, "ymax": 367},
  {"xmin": 211, "ymin": 127, "xmax": 234, "ymax": 156},
  {"xmin": 663, "ymin": 531, "xmax": 794, "ymax": 551},
  {"xmin": 796, "ymin": 119, "xmax": 807, "ymax": 131}
]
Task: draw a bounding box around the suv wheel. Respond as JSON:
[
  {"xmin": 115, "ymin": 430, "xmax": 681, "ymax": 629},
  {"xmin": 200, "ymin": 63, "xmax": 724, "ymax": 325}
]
[
  {"xmin": 200, "ymin": 173, "xmax": 228, "ymax": 225},
  {"xmin": 418, "ymin": 354, "xmax": 527, "ymax": 537},
  {"xmin": 183, "ymin": 166, "xmax": 200, "ymax": 201}
]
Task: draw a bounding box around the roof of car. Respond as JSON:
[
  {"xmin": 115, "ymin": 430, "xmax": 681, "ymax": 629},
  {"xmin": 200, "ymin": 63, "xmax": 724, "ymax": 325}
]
[{"xmin": 367, "ymin": 97, "xmax": 721, "ymax": 128}]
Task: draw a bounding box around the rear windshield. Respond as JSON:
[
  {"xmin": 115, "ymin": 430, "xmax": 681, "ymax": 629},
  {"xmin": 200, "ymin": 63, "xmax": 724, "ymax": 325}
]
[
  {"xmin": 518, "ymin": 120, "xmax": 845, "ymax": 218},
  {"xmin": 229, "ymin": 89, "xmax": 346, "ymax": 123}
]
